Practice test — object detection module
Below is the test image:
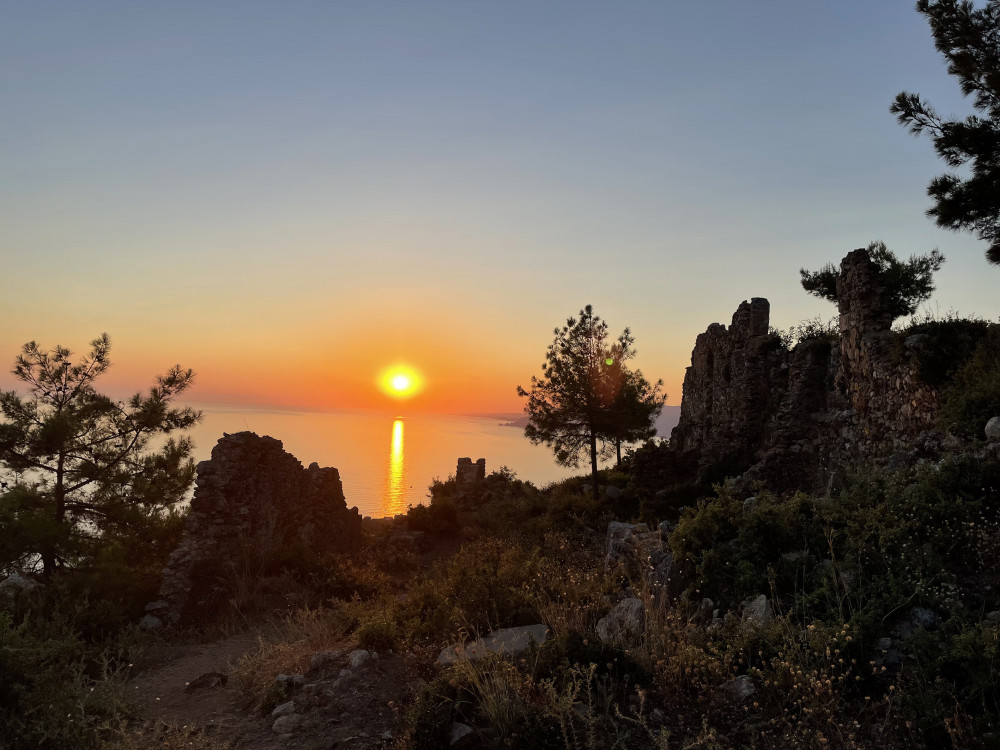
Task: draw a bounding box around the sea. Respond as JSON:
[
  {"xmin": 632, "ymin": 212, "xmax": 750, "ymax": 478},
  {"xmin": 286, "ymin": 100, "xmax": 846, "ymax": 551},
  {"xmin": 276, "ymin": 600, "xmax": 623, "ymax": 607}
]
[{"xmin": 183, "ymin": 406, "xmax": 580, "ymax": 519}]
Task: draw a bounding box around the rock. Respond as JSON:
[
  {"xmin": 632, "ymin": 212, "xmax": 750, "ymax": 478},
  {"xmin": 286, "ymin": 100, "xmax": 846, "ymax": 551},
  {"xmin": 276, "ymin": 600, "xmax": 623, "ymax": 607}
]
[
  {"xmin": 450, "ymin": 722, "xmax": 475, "ymax": 747},
  {"xmin": 184, "ymin": 672, "xmax": 227, "ymax": 693},
  {"xmin": 605, "ymin": 485, "xmax": 623, "ymax": 500},
  {"xmin": 275, "ymin": 673, "xmax": 305, "ymax": 689},
  {"xmin": 139, "ymin": 614, "xmax": 163, "ymax": 631},
  {"xmin": 272, "ymin": 713, "xmax": 305, "ymax": 733},
  {"xmin": 986, "ymin": 417, "xmax": 1000, "ymax": 440},
  {"xmin": 144, "ymin": 600, "xmax": 168, "ymax": 612},
  {"xmin": 596, "ymin": 597, "xmax": 644, "ymax": 645},
  {"xmin": 271, "ymin": 700, "xmax": 297, "ymax": 718},
  {"xmin": 877, "ymin": 637, "xmax": 892, "ymax": 650},
  {"xmin": 741, "ymin": 595, "xmax": 773, "ymax": 627},
  {"xmin": 0, "ymin": 572, "xmax": 37, "ymax": 599},
  {"xmin": 437, "ymin": 624, "xmax": 549, "ymax": 666},
  {"xmin": 348, "ymin": 649, "xmax": 371, "ymax": 669},
  {"xmin": 891, "ymin": 606, "xmax": 941, "ymax": 637},
  {"xmin": 310, "ymin": 650, "xmax": 342, "ymax": 670},
  {"xmin": 723, "ymin": 674, "xmax": 756, "ymax": 701},
  {"xmin": 910, "ymin": 606, "xmax": 940, "ymax": 630}
]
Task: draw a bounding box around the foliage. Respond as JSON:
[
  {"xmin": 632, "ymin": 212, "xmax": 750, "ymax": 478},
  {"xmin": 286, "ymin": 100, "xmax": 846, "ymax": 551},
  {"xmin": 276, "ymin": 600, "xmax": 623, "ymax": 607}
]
[
  {"xmin": 892, "ymin": 0, "xmax": 1000, "ymax": 266},
  {"xmin": 0, "ymin": 334, "xmax": 201, "ymax": 578},
  {"xmin": 937, "ymin": 321, "xmax": 1000, "ymax": 436},
  {"xmin": 893, "ymin": 313, "xmax": 991, "ymax": 386},
  {"xmin": 0, "ymin": 607, "xmax": 141, "ymax": 749},
  {"xmin": 799, "ymin": 241, "xmax": 945, "ymax": 321},
  {"xmin": 518, "ymin": 305, "xmax": 662, "ymax": 502},
  {"xmin": 601, "ymin": 364, "xmax": 666, "ymax": 468}
]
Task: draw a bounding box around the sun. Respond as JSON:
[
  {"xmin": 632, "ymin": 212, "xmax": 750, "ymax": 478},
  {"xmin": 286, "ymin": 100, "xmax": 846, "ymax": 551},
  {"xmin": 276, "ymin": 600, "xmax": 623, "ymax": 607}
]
[{"xmin": 377, "ymin": 364, "xmax": 424, "ymax": 400}]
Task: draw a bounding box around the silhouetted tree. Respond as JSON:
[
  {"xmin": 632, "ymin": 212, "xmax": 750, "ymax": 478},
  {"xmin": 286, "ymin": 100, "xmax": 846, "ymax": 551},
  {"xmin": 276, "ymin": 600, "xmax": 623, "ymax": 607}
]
[
  {"xmin": 599, "ymin": 350, "xmax": 665, "ymax": 468},
  {"xmin": 0, "ymin": 334, "xmax": 201, "ymax": 578},
  {"xmin": 891, "ymin": 0, "xmax": 1000, "ymax": 266},
  {"xmin": 800, "ymin": 241, "xmax": 944, "ymax": 321},
  {"xmin": 518, "ymin": 306, "xmax": 659, "ymax": 502}
]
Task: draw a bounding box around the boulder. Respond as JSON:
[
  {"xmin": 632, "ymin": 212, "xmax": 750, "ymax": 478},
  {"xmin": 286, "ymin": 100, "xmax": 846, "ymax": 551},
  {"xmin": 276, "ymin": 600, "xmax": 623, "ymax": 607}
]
[
  {"xmin": 437, "ymin": 624, "xmax": 549, "ymax": 666},
  {"xmin": 741, "ymin": 595, "xmax": 773, "ymax": 627},
  {"xmin": 272, "ymin": 713, "xmax": 305, "ymax": 734},
  {"xmin": 450, "ymin": 722, "xmax": 476, "ymax": 747},
  {"xmin": 271, "ymin": 700, "xmax": 297, "ymax": 718},
  {"xmin": 986, "ymin": 416, "xmax": 1000, "ymax": 440},
  {"xmin": 596, "ymin": 598, "xmax": 644, "ymax": 645},
  {"xmin": 309, "ymin": 650, "xmax": 342, "ymax": 670},
  {"xmin": 348, "ymin": 649, "xmax": 371, "ymax": 669},
  {"xmin": 723, "ymin": 674, "xmax": 756, "ymax": 701},
  {"xmin": 0, "ymin": 572, "xmax": 37, "ymax": 599}
]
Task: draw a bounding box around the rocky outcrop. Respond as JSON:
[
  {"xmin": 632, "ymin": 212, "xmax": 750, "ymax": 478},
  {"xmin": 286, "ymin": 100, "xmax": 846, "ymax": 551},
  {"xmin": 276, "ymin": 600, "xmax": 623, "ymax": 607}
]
[
  {"xmin": 667, "ymin": 248, "xmax": 948, "ymax": 495},
  {"xmin": 154, "ymin": 432, "xmax": 362, "ymax": 625}
]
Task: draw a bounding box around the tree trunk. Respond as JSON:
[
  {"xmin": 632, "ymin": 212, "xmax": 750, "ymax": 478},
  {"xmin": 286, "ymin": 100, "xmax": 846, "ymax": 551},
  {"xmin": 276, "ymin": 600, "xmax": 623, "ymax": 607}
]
[
  {"xmin": 43, "ymin": 453, "xmax": 66, "ymax": 579},
  {"xmin": 615, "ymin": 438, "xmax": 622, "ymax": 469},
  {"xmin": 590, "ymin": 431, "xmax": 599, "ymax": 504}
]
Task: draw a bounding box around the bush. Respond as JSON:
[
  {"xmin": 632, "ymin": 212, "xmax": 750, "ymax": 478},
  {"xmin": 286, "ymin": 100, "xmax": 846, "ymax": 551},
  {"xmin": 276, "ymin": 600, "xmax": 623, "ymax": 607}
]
[
  {"xmin": 0, "ymin": 609, "xmax": 139, "ymax": 749},
  {"xmin": 894, "ymin": 314, "xmax": 991, "ymax": 387},
  {"xmin": 937, "ymin": 322, "xmax": 1000, "ymax": 437}
]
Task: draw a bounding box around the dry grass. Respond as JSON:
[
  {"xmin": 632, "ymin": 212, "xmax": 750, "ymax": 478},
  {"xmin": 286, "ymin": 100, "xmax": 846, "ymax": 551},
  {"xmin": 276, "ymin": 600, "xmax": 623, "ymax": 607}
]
[{"xmin": 232, "ymin": 605, "xmax": 353, "ymax": 712}]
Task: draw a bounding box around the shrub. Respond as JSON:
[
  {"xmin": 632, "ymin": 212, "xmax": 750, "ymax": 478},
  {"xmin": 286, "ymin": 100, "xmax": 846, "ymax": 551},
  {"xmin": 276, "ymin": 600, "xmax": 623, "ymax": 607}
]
[{"xmin": 937, "ymin": 322, "xmax": 1000, "ymax": 437}]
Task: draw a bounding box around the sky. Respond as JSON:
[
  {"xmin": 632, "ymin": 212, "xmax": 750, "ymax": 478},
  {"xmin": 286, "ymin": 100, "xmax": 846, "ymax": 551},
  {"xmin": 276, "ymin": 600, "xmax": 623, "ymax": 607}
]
[{"xmin": 3, "ymin": 1, "xmax": 998, "ymax": 414}]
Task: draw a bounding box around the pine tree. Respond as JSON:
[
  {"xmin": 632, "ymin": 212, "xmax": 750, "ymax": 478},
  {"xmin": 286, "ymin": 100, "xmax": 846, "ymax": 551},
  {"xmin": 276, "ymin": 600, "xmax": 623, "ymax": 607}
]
[
  {"xmin": 891, "ymin": 0, "xmax": 1000, "ymax": 266},
  {"xmin": 517, "ymin": 306, "xmax": 661, "ymax": 501},
  {"xmin": 0, "ymin": 334, "xmax": 201, "ymax": 578}
]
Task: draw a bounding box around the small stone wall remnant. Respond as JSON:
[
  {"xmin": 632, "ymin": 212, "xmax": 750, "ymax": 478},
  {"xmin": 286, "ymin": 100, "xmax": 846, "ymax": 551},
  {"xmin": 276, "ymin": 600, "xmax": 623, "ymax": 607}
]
[
  {"xmin": 456, "ymin": 457, "xmax": 486, "ymax": 484},
  {"xmin": 156, "ymin": 432, "xmax": 362, "ymax": 624}
]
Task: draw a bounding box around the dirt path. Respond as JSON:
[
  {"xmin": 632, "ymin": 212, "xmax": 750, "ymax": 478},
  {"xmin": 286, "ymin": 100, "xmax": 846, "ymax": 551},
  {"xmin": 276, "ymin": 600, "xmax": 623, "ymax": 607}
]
[{"xmin": 130, "ymin": 630, "xmax": 417, "ymax": 750}]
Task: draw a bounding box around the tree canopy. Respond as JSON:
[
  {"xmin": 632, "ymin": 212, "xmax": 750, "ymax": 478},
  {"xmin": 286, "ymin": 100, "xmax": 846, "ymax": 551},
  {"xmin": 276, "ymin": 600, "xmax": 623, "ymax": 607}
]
[
  {"xmin": 800, "ymin": 241, "xmax": 945, "ymax": 321},
  {"xmin": 0, "ymin": 334, "xmax": 201, "ymax": 578},
  {"xmin": 891, "ymin": 0, "xmax": 1000, "ymax": 266},
  {"xmin": 517, "ymin": 306, "xmax": 663, "ymax": 501}
]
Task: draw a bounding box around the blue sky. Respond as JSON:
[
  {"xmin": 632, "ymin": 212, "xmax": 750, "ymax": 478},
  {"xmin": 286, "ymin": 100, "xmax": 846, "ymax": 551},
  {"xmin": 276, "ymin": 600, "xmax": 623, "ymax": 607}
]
[{"xmin": 2, "ymin": 1, "xmax": 996, "ymax": 410}]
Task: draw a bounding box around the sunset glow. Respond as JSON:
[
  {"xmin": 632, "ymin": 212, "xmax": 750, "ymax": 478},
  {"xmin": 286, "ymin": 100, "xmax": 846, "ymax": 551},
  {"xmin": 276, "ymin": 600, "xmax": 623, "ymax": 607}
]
[{"xmin": 378, "ymin": 365, "xmax": 424, "ymax": 401}]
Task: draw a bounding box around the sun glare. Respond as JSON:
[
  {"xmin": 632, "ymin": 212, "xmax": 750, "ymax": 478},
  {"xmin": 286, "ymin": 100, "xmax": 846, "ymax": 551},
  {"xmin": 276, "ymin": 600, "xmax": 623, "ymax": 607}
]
[{"xmin": 378, "ymin": 364, "xmax": 424, "ymax": 400}]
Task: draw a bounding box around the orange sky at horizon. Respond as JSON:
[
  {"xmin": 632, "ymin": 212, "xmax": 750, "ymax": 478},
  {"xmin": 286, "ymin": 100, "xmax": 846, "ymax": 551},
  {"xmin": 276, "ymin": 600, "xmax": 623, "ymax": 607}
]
[
  {"xmin": 0, "ymin": 310, "xmax": 686, "ymax": 416},
  {"xmin": 0, "ymin": 304, "xmax": 687, "ymax": 416}
]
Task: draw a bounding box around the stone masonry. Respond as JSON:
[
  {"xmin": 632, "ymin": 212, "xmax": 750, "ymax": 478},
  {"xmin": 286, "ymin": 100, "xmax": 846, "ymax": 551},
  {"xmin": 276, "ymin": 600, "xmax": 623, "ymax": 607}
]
[
  {"xmin": 456, "ymin": 457, "xmax": 486, "ymax": 484},
  {"xmin": 155, "ymin": 432, "xmax": 362, "ymax": 624},
  {"xmin": 669, "ymin": 247, "xmax": 943, "ymax": 494}
]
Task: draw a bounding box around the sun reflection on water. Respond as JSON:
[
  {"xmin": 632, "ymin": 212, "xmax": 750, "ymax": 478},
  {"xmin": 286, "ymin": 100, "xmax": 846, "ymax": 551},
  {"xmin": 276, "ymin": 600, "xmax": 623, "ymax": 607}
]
[{"xmin": 383, "ymin": 418, "xmax": 407, "ymax": 517}]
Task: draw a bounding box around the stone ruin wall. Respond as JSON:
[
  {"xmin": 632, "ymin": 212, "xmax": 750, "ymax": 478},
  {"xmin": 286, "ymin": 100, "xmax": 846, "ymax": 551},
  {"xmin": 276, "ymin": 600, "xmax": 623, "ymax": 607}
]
[
  {"xmin": 456, "ymin": 457, "xmax": 486, "ymax": 484},
  {"xmin": 154, "ymin": 431, "xmax": 362, "ymax": 625},
  {"xmin": 835, "ymin": 248, "xmax": 939, "ymax": 454},
  {"xmin": 671, "ymin": 248, "xmax": 941, "ymax": 494}
]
